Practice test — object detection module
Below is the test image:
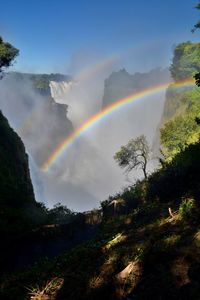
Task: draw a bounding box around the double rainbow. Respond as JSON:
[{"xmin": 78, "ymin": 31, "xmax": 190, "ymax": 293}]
[{"xmin": 42, "ymin": 78, "xmax": 196, "ymax": 171}]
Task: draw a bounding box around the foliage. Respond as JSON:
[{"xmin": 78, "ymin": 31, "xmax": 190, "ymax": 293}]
[
  {"xmin": 192, "ymin": 3, "xmax": 200, "ymax": 86},
  {"xmin": 30, "ymin": 73, "xmax": 70, "ymax": 95},
  {"xmin": 100, "ymin": 180, "xmax": 148, "ymax": 216},
  {"xmin": 160, "ymin": 88, "xmax": 200, "ymax": 160},
  {"xmin": 161, "ymin": 57, "xmax": 200, "ymax": 159},
  {"xmin": 147, "ymin": 141, "xmax": 200, "ymax": 204},
  {"xmin": 3, "ymin": 6, "xmax": 200, "ymax": 299},
  {"xmin": 192, "ymin": 2, "xmax": 200, "ymax": 32},
  {"xmin": 120, "ymin": 182, "xmax": 147, "ymax": 207},
  {"xmin": 47, "ymin": 203, "xmax": 75, "ymax": 224},
  {"xmin": 162, "ymin": 85, "xmax": 197, "ymax": 122},
  {"xmin": 179, "ymin": 197, "xmax": 199, "ymax": 222},
  {"xmin": 0, "ymin": 36, "xmax": 19, "ymax": 77},
  {"xmin": 170, "ymin": 42, "xmax": 200, "ymax": 81},
  {"xmin": 114, "ymin": 135, "xmax": 149, "ymax": 179},
  {"xmin": 6, "ymin": 72, "xmax": 71, "ymax": 96},
  {"xmin": 160, "ymin": 114, "xmax": 200, "ymax": 160},
  {"xmin": 2, "ymin": 133, "xmax": 200, "ymax": 299},
  {"xmin": 2, "ymin": 191, "xmax": 200, "ymax": 300}
]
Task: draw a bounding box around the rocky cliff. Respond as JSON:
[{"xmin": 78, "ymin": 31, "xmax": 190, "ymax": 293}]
[
  {"xmin": 9, "ymin": 72, "xmax": 71, "ymax": 96},
  {"xmin": 0, "ymin": 72, "xmax": 73, "ymax": 167},
  {"xmin": 153, "ymin": 42, "xmax": 200, "ymax": 156},
  {"xmin": 0, "ymin": 111, "xmax": 43, "ymax": 239},
  {"xmin": 102, "ymin": 68, "xmax": 170, "ymax": 107}
]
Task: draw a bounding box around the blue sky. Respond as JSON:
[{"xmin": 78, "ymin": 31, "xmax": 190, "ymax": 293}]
[{"xmin": 1, "ymin": 0, "xmax": 199, "ymax": 74}]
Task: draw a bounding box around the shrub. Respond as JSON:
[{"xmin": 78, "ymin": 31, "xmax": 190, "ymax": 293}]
[{"xmin": 179, "ymin": 197, "xmax": 198, "ymax": 222}]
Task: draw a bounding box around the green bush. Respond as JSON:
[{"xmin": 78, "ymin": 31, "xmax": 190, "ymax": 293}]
[{"xmin": 179, "ymin": 197, "xmax": 198, "ymax": 222}]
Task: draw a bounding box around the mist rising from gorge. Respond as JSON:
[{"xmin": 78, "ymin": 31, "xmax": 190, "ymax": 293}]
[
  {"xmin": 0, "ymin": 63, "xmax": 170, "ymax": 212},
  {"xmin": 48, "ymin": 66, "xmax": 170, "ymax": 211}
]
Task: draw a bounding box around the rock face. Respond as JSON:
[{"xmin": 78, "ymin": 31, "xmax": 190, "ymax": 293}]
[
  {"xmin": 9, "ymin": 72, "xmax": 71, "ymax": 96},
  {"xmin": 0, "ymin": 72, "xmax": 73, "ymax": 167},
  {"xmin": 152, "ymin": 83, "xmax": 196, "ymax": 158},
  {"xmin": 0, "ymin": 111, "xmax": 34, "ymax": 204},
  {"xmin": 102, "ymin": 68, "xmax": 170, "ymax": 107},
  {"xmin": 21, "ymin": 95, "xmax": 73, "ymax": 167},
  {"xmin": 0, "ymin": 111, "xmax": 40, "ymax": 239},
  {"xmin": 153, "ymin": 42, "xmax": 200, "ymax": 156},
  {"xmin": 102, "ymin": 67, "xmax": 171, "ymax": 158}
]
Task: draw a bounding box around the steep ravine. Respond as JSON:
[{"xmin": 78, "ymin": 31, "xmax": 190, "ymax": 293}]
[
  {"xmin": 0, "ymin": 110, "xmax": 100, "ymax": 274},
  {"xmin": 0, "ymin": 110, "xmax": 37, "ymax": 239}
]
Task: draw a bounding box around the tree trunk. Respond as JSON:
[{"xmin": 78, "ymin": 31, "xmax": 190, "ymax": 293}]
[
  {"xmin": 143, "ymin": 168, "xmax": 147, "ymax": 179},
  {"xmin": 143, "ymin": 157, "xmax": 147, "ymax": 179}
]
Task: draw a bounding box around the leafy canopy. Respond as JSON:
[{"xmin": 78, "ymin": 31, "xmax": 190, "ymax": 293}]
[
  {"xmin": 170, "ymin": 42, "xmax": 200, "ymax": 81},
  {"xmin": 192, "ymin": 2, "xmax": 200, "ymax": 32},
  {"xmin": 160, "ymin": 88, "xmax": 200, "ymax": 160},
  {"xmin": 114, "ymin": 135, "xmax": 149, "ymax": 179},
  {"xmin": 0, "ymin": 36, "xmax": 19, "ymax": 77}
]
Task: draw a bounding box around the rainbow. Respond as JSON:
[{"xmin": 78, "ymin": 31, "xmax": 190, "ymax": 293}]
[
  {"xmin": 16, "ymin": 43, "xmax": 164, "ymax": 132},
  {"xmin": 42, "ymin": 78, "xmax": 196, "ymax": 171}
]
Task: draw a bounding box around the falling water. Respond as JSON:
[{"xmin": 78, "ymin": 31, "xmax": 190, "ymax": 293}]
[{"xmin": 49, "ymin": 81, "xmax": 74, "ymax": 103}]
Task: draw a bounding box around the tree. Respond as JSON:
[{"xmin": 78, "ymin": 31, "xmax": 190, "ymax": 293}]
[
  {"xmin": 192, "ymin": 2, "xmax": 200, "ymax": 33},
  {"xmin": 114, "ymin": 135, "xmax": 149, "ymax": 179},
  {"xmin": 0, "ymin": 36, "xmax": 19, "ymax": 78},
  {"xmin": 160, "ymin": 88, "xmax": 200, "ymax": 161},
  {"xmin": 160, "ymin": 114, "xmax": 200, "ymax": 161},
  {"xmin": 47, "ymin": 203, "xmax": 75, "ymax": 224},
  {"xmin": 192, "ymin": 2, "xmax": 200, "ymax": 86},
  {"xmin": 169, "ymin": 42, "xmax": 200, "ymax": 81}
]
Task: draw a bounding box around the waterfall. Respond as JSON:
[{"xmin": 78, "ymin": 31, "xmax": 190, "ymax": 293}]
[{"xmin": 49, "ymin": 81, "xmax": 74, "ymax": 103}]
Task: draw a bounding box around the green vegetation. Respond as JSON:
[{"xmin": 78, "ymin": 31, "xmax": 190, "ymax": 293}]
[
  {"xmin": 46, "ymin": 202, "xmax": 76, "ymax": 225},
  {"xmin": 179, "ymin": 197, "xmax": 199, "ymax": 223},
  {"xmin": 114, "ymin": 135, "xmax": 149, "ymax": 179},
  {"xmin": 30, "ymin": 73, "xmax": 70, "ymax": 95},
  {"xmin": 192, "ymin": 2, "xmax": 200, "ymax": 86},
  {"xmin": 160, "ymin": 42, "xmax": 200, "ymax": 160},
  {"xmin": 160, "ymin": 103, "xmax": 200, "ymax": 160},
  {"xmin": 192, "ymin": 2, "xmax": 200, "ymax": 33},
  {"xmin": 8, "ymin": 72, "xmax": 71, "ymax": 95},
  {"xmin": 170, "ymin": 42, "xmax": 200, "ymax": 81},
  {"xmin": 3, "ymin": 5, "xmax": 200, "ymax": 300},
  {"xmin": 2, "ymin": 131, "xmax": 200, "ymax": 299},
  {"xmin": 1, "ymin": 195, "xmax": 200, "ymax": 299},
  {"xmin": 0, "ymin": 37, "xmax": 19, "ymax": 77}
]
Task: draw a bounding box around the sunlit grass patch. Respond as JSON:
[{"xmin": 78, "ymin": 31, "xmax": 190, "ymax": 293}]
[
  {"xmin": 193, "ymin": 230, "xmax": 200, "ymax": 249},
  {"xmin": 89, "ymin": 275, "xmax": 104, "ymax": 290},
  {"xmin": 162, "ymin": 234, "xmax": 181, "ymax": 248},
  {"xmin": 104, "ymin": 233, "xmax": 127, "ymax": 250},
  {"xmin": 28, "ymin": 277, "xmax": 64, "ymax": 299},
  {"xmin": 115, "ymin": 261, "xmax": 142, "ymax": 298}
]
